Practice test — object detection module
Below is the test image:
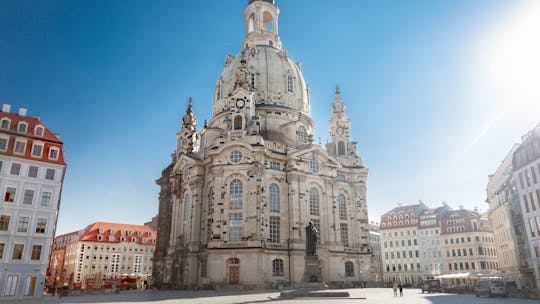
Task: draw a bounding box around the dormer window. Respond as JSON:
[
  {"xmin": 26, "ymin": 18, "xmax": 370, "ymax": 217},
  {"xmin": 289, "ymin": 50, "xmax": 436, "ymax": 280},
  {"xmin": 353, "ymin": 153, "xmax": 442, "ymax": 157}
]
[
  {"xmin": 99, "ymin": 228, "xmax": 104, "ymax": 234},
  {"xmin": 147, "ymin": 231, "xmax": 152, "ymax": 237},
  {"xmin": 109, "ymin": 236, "xmax": 114, "ymax": 242},
  {"xmin": 31, "ymin": 143, "xmax": 43, "ymax": 157},
  {"xmin": 137, "ymin": 231, "xmax": 142, "ymax": 237},
  {"xmin": 97, "ymin": 235, "xmax": 103, "ymax": 241},
  {"xmin": 17, "ymin": 122, "xmax": 28, "ymax": 133},
  {"xmin": 49, "ymin": 147, "xmax": 59, "ymax": 160},
  {"xmin": 121, "ymin": 229, "xmax": 126, "ymax": 235},
  {"xmin": 110, "ymin": 229, "xmax": 116, "ymax": 234},
  {"xmin": 0, "ymin": 118, "xmax": 10, "ymax": 129},
  {"xmin": 34, "ymin": 126, "xmax": 44, "ymax": 136},
  {"xmin": 131, "ymin": 237, "xmax": 136, "ymax": 242}
]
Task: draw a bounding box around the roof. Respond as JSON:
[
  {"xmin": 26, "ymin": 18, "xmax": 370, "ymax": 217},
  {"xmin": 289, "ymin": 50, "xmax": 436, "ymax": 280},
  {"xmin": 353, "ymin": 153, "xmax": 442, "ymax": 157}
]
[
  {"xmin": 55, "ymin": 222, "xmax": 156, "ymax": 246},
  {"xmin": 0, "ymin": 108, "xmax": 65, "ymax": 165}
]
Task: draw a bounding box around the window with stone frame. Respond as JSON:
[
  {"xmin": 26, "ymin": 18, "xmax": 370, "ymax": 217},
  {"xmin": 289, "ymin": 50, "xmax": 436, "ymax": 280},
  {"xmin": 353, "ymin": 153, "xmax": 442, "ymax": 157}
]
[
  {"xmin": 338, "ymin": 194, "xmax": 347, "ymax": 220},
  {"xmin": 0, "ymin": 215, "xmax": 11, "ymax": 231},
  {"xmin": 10, "ymin": 163, "xmax": 21, "ymax": 175},
  {"xmin": 40, "ymin": 192, "xmax": 52, "ymax": 207},
  {"xmin": 297, "ymin": 126, "xmax": 307, "ymax": 143},
  {"xmin": 14, "ymin": 140, "xmax": 25, "ymax": 154},
  {"xmin": 4, "ymin": 187, "xmax": 16, "ymax": 202},
  {"xmin": 0, "ymin": 118, "xmax": 9, "ymax": 129},
  {"xmin": 340, "ymin": 223, "xmax": 349, "ymax": 247},
  {"xmin": 229, "ymin": 179, "xmax": 243, "ymax": 209},
  {"xmin": 28, "ymin": 166, "xmax": 38, "ymax": 178},
  {"xmin": 17, "ymin": 216, "xmax": 29, "ymax": 233},
  {"xmin": 229, "ymin": 213, "xmax": 243, "ymax": 241},
  {"xmin": 0, "ymin": 243, "xmax": 4, "ymax": 259},
  {"xmin": 272, "ymin": 259, "xmax": 284, "ymax": 276},
  {"xmin": 269, "ymin": 183, "xmax": 280, "ymax": 212},
  {"xmin": 309, "ymin": 188, "xmax": 320, "ymax": 216},
  {"xmin": 45, "ymin": 168, "xmax": 55, "ymax": 180},
  {"xmin": 0, "ymin": 137, "xmax": 7, "ymax": 151},
  {"xmin": 17, "ymin": 122, "xmax": 27, "ymax": 133},
  {"xmin": 22, "ymin": 189, "xmax": 34, "ymax": 205},
  {"xmin": 345, "ymin": 261, "xmax": 354, "ymax": 277},
  {"xmin": 35, "ymin": 219, "xmax": 47, "ymax": 234},
  {"xmin": 31, "ymin": 245, "xmax": 42, "ymax": 260},
  {"xmin": 269, "ymin": 216, "xmax": 280, "ymax": 243},
  {"xmin": 31, "ymin": 144, "xmax": 43, "ymax": 157},
  {"xmin": 12, "ymin": 244, "xmax": 24, "ymax": 260}
]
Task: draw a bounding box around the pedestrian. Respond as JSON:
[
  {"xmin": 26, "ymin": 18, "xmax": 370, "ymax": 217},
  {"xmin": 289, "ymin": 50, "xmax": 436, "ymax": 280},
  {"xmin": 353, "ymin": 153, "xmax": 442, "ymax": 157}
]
[
  {"xmin": 393, "ymin": 282, "xmax": 398, "ymax": 297},
  {"xmin": 399, "ymin": 282, "xmax": 403, "ymax": 297}
]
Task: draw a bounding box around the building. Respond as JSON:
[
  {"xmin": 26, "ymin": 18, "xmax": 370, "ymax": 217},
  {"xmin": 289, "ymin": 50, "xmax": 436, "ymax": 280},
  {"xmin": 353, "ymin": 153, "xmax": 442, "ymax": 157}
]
[
  {"xmin": 144, "ymin": 215, "xmax": 158, "ymax": 233},
  {"xmin": 369, "ymin": 222, "xmax": 383, "ymax": 284},
  {"xmin": 153, "ymin": 0, "xmax": 371, "ymax": 289},
  {"xmin": 441, "ymin": 209, "xmax": 499, "ymax": 275},
  {"xmin": 0, "ymin": 104, "xmax": 66, "ymax": 298},
  {"xmin": 379, "ymin": 203, "xmax": 425, "ymax": 285},
  {"xmin": 512, "ymin": 122, "xmax": 540, "ymax": 291},
  {"xmin": 417, "ymin": 205, "xmax": 450, "ymax": 280},
  {"xmin": 48, "ymin": 222, "xmax": 156, "ymax": 289},
  {"xmin": 487, "ymin": 144, "xmax": 531, "ymax": 287}
]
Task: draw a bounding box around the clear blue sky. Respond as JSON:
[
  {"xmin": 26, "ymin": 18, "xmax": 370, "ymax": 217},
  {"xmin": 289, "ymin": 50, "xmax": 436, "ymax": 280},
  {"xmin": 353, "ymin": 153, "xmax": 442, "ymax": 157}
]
[{"xmin": 1, "ymin": 0, "xmax": 539, "ymax": 234}]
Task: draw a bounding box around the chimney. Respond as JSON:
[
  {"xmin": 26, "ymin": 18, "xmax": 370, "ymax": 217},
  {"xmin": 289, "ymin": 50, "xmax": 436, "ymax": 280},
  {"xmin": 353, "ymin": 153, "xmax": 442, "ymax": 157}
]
[
  {"xmin": 2, "ymin": 104, "xmax": 11, "ymax": 113},
  {"xmin": 18, "ymin": 108, "xmax": 27, "ymax": 117}
]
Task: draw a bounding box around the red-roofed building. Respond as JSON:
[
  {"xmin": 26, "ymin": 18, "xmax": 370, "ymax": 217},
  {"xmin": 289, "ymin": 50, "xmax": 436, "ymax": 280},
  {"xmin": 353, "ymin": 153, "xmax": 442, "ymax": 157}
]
[
  {"xmin": 0, "ymin": 104, "xmax": 66, "ymax": 299},
  {"xmin": 48, "ymin": 222, "xmax": 156, "ymax": 289}
]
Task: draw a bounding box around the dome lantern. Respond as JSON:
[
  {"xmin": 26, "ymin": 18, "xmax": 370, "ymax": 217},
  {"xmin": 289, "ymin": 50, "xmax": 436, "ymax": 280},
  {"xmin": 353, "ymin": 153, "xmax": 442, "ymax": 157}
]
[{"xmin": 243, "ymin": 0, "xmax": 281, "ymax": 50}]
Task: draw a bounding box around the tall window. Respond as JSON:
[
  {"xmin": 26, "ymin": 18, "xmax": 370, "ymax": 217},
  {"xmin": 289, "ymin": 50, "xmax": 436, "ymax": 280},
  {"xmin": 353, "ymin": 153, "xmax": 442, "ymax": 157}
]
[
  {"xmin": 133, "ymin": 254, "xmax": 143, "ymax": 274},
  {"xmin": 309, "ymin": 188, "xmax": 320, "ymax": 216},
  {"xmin": 0, "ymin": 119, "xmax": 9, "ymax": 129},
  {"xmin": 183, "ymin": 193, "xmax": 190, "ymax": 238},
  {"xmin": 110, "ymin": 253, "xmax": 121, "ymax": 277},
  {"xmin": 340, "ymin": 223, "xmax": 349, "ymax": 247},
  {"xmin": 0, "ymin": 137, "xmax": 7, "ymax": 151},
  {"xmin": 31, "ymin": 144, "xmax": 43, "ymax": 157},
  {"xmin": 297, "ymin": 126, "xmax": 307, "ymax": 143},
  {"xmin": 4, "ymin": 187, "xmax": 16, "ymax": 202},
  {"xmin": 22, "ymin": 190, "xmax": 34, "ymax": 205},
  {"xmin": 49, "ymin": 148, "xmax": 59, "ymax": 160},
  {"xmin": 45, "ymin": 169, "xmax": 55, "ymax": 180},
  {"xmin": 12, "ymin": 244, "xmax": 24, "ymax": 260},
  {"xmin": 28, "ymin": 166, "xmax": 38, "ymax": 178},
  {"xmin": 17, "ymin": 217, "xmax": 29, "ymax": 233},
  {"xmin": 272, "ymin": 259, "xmax": 284, "ymax": 276},
  {"xmin": 269, "ymin": 216, "xmax": 280, "ymax": 243},
  {"xmin": 229, "ymin": 213, "xmax": 243, "ymax": 241},
  {"xmin": 345, "ymin": 261, "xmax": 354, "ymax": 277},
  {"xmin": 287, "ymin": 76, "xmax": 293, "ymax": 93},
  {"xmin": 30, "ymin": 245, "xmax": 42, "ymax": 260},
  {"xmin": 0, "ymin": 243, "xmax": 4, "ymax": 259},
  {"xmin": 18, "ymin": 123, "xmax": 27, "ymax": 133},
  {"xmin": 338, "ymin": 141, "xmax": 346, "ymax": 156},
  {"xmin": 14, "ymin": 141, "xmax": 25, "ymax": 154},
  {"xmin": 40, "ymin": 192, "xmax": 52, "ymax": 207},
  {"xmin": 269, "ymin": 183, "xmax": 280, "ymax": 212},
  {"xmin": 10, "ymin": 163, "xmax": 21, "ymax": 175},
  {"xmin": 35, "ymin": 219, "xmax": 47, "ymax": 234},
  {"xmin": 0, "ymin": 215, "xmax": 10, "ymax": 231},
  {"xmin": 338, "ymin": 194, "xmax": 347, "ymax": 220},
  {"xmin": 251, "ymin": 74, "xmax": 256, "ymax": 91},
  {"xmin": 230, "ymin": 179, "xmax": 243, "ymax": 209}
]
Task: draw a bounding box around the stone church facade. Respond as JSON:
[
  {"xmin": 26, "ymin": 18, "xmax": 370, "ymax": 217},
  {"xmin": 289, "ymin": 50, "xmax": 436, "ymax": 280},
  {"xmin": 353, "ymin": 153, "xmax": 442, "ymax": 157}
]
[{"xmin": 153, "ymin": 0, "xmax": 372, "ymax": 289}]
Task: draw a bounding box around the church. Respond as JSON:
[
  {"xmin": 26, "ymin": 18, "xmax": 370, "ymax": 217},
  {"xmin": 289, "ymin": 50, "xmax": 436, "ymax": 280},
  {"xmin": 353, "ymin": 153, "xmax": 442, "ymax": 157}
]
[{"xmin": 153, "ymin": 0, "xmax": 372, "ymax": 289}]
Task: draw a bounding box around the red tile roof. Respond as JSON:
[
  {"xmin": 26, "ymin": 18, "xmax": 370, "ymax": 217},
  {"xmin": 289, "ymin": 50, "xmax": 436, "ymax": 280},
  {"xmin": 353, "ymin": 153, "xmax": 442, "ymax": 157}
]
[
  {"xmin": 81, "ymin": 222, "xmax": 156, "ymax": 245},
  {"xmin": 0, "ymin": 110, "xmax": 65, "ymax": 165}
]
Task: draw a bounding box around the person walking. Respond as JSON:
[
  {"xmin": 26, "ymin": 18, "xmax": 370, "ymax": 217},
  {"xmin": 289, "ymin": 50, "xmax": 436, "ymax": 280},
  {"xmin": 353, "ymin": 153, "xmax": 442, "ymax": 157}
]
[
  {"xmin": 399, "ymin": 282, "xmax": 403, "ymax": 297},
  {"xmin": 393, "ymin": 282, "xmax": 398, "ymax": 297}
]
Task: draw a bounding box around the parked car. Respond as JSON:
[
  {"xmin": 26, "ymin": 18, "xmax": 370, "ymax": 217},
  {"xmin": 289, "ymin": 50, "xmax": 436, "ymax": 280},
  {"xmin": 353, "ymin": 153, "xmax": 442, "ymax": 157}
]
[
  {"xmin": 475, "ymin": 280, "xmax": 506, "ymax": 297},
  {"xmin": 421, "ymin": 279, "xmax": 441, "ymax": 293}
]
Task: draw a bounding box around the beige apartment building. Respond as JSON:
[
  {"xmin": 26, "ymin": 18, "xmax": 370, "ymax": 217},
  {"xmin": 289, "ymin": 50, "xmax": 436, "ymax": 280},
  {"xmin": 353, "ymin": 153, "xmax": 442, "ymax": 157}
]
[
  {"xmin": 48, "ymin": 222, "xmax": 155, "ymax": 288},
  {"xmin": 441, "ymin": 209, "xmax": 499, "ymax": 275},
  {"xmin": 487, "ymin": 144, "xmax": 530, "ymax": 287}
]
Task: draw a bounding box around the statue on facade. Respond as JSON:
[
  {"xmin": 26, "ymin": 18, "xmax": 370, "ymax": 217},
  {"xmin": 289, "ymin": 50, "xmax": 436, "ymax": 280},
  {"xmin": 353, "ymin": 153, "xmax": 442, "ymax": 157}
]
[{"xmin": 305, "ymin": 221, "xmax": 318, "ymax": 255}]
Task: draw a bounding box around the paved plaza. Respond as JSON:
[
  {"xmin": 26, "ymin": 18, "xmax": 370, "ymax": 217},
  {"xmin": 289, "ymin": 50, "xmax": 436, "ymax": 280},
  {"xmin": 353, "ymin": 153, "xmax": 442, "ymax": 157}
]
[{"xmin": 6, "ymin": 288, "xmax": 538, "ymax": 304}]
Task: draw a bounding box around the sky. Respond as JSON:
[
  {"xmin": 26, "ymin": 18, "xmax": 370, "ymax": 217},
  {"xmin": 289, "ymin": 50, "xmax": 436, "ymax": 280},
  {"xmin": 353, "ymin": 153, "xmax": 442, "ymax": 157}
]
[{"xmin": 1, "ymin": 0, "xmax": 539, "ymax": 235}]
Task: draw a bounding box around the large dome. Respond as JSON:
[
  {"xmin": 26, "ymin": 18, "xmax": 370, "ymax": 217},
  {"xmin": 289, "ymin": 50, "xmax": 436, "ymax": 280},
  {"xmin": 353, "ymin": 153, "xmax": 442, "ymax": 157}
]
[{"xmin": 213, "ymin": 45, "xmax": 309, "ymax": 116}]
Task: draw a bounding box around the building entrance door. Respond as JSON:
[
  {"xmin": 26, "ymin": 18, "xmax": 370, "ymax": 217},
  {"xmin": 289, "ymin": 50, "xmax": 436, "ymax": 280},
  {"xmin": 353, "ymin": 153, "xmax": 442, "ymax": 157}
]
[{"xmin": 229, "ymin": 266, "xmax": 239, "ymax": 285}]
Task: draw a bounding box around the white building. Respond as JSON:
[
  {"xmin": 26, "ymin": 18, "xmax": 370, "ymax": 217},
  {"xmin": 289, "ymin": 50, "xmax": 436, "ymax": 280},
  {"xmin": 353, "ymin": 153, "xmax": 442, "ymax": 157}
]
[
  {"xmin": 0, "ymin": 104, "xmax": 66, "ymax": 298},
  {"xmin": 487, "ymin": 144, "xmax": 530, "ymax": 287},
  {"xmin": 153, "ymin": 0, "xmax": 372, "ymax": 289},
  {"xmin": 417, "ymin": 205, "xmax": 450, "ymax": 279},
  {"xmin": 379, "ymin": 203, "xmax": 425, "ymax": 285},
  {"xmin": 369, "ymin": 222, "xmax": 383, "ymax": 284},
  {"xmin": 512, "ymin": 123, "xmax": 540, "ymax": 291}
]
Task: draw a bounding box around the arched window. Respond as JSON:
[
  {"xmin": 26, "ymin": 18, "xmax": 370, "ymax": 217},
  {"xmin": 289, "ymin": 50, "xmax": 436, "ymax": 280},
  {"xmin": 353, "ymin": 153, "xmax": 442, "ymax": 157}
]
[
  {"xmin": 247, "ymin": 14, "xmax": 255, "ymax": 32},
  {"xmin": 233, "ymin": 115, "xmax": 243, "ymax": 130},
  {"xmin": 345, "ymin": 261, "xmax": 354, "ymax": 277},
  {"xmin": 272, "ymin": 259, "xmax": 284, "ymax": 276},
  {"xmin": 263, "ymin": 11, "xmax": 273, "ymax": 32},
  {"xmin": 269, "ymin": 183, "xmax": 279, "ymax": 212},
  {"xmin": 309, "ymin": 188, "xmax": 319, "ymax": 216},
  {"xmin": 337, "ymin": 141, "xmax": 346, "ymax": 156},
  {"xmin": 338, "ymin": 194, "xmax": 347, "ymax": 220},
  {"xmin": 183, "ymin": 193, "xmax": 191, "ymax": 237},
  {"xmin": 230, "ymin": 179, "xmax": 243, "ymax": 209},
  {"xmin": 0, "ymin": 118, "xmax": 10, "ymax": 129},
  {"xmin": 297, "ymin": 126, "xmax": 307, "ymax": 143},
  {"xmin": 17, "ymin": 122, "xmax": 27, "ymax": 133}
]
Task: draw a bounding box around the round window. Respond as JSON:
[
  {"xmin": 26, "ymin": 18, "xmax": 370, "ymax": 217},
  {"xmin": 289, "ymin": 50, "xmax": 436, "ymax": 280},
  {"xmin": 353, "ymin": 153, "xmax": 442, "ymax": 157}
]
[
  {"xmin": 229, "ymin": 150, "xmax": 243, "ymax": 164},
  {"xmin": 309, "ymin": 157, "xmax": 319, "ymax": 173}
]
